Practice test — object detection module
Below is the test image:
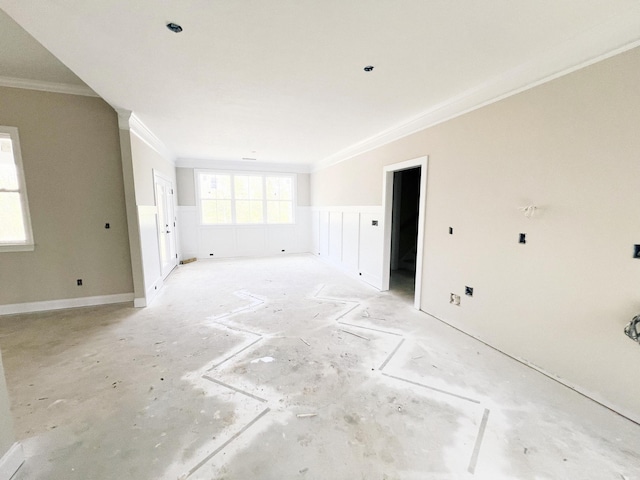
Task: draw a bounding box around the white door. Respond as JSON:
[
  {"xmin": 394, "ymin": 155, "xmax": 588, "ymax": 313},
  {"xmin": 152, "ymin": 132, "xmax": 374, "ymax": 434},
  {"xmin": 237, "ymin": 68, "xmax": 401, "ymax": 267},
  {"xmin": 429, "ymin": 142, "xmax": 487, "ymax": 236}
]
[{"xmin": 154, "ymin": 173, "xmax": 177, "ymax": 279}]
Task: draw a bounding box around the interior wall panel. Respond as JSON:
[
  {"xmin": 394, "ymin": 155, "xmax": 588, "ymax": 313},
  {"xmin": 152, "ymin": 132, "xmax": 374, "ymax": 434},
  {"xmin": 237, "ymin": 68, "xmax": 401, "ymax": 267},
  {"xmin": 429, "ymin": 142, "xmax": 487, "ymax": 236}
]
[
  {"xmin": 341, "ymin": 212, "xmax": 360, "ymax": 274},
  {"xmin": 319, "ymin": 211, "xmax": 330, "ymax": 258},
  {"xmin": 328, "ymin": 211, "xmax": 343, "ymax": 264}
]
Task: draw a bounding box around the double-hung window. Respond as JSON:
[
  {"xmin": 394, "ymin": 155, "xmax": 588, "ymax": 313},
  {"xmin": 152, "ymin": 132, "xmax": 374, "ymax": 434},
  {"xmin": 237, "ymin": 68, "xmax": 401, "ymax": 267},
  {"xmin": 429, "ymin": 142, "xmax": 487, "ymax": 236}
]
[
  {"xmin": 0, "ymin": 126, "xmax": 34, "ymax": 251},
  {"xmin": 197, "ymin": 171, "xmax": 294, "ymax": 225}
]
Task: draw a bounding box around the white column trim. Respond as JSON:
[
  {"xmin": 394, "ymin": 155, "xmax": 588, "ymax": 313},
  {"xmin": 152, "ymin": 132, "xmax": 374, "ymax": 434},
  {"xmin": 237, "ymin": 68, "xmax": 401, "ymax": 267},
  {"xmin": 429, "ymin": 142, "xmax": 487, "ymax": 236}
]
[
  {"xmin": 0, "ymin": 75, "xmax": 97, "ymax": 97},
  {"xmin": 0, "ymin": 442, "xmax": 24, "ymax": 480},
  {"xmin": 116, "ymin": 110, "xmax": 176, "ymax": 165}
]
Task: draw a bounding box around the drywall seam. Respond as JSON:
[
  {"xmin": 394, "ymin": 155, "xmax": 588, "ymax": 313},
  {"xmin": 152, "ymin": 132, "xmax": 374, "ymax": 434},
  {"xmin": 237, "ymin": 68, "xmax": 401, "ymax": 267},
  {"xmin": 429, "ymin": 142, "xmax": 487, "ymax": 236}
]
[
  {"xmin": 0, "ymin": 293, "xmax": 134, "ymax": 316},
  {"xmin": 0, "ymin": 442, "xmax": 24, "ymax": 480},
  {"xmin": 0, "ymin": 75, "xmax": 97, "ymax": 97}
]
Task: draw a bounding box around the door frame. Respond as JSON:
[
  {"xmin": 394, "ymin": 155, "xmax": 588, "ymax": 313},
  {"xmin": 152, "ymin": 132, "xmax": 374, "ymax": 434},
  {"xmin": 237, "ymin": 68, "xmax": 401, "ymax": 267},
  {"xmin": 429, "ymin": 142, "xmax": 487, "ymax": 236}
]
[
  {"xmin": 381, "ymin": 156, "xmax": 428, "ymax": 310},
  {"xmin": 153, "ymin": 170, "xmax": 178, "ymax": 279}
]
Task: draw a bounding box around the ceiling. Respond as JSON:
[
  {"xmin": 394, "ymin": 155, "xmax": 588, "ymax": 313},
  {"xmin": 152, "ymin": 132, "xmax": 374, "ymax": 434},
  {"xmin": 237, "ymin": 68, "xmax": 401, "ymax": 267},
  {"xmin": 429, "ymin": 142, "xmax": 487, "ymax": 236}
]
[{"xmin": 1, "ymin": 1, "xmax": 639, "ymax": 168}]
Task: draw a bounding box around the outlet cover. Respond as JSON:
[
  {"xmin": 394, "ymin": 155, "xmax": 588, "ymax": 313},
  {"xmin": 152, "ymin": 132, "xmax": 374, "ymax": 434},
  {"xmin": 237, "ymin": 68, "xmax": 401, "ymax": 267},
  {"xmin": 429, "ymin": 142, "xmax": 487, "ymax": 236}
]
[{"xmin": 450, "ymin": 293, "xmax": 461, "ymax": 305}]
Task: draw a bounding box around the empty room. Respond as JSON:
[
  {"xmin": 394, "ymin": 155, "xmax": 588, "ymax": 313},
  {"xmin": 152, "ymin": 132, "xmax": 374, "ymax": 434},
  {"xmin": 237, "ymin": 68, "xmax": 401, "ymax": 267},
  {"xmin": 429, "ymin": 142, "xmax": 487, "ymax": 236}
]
[{"xmin": 1, "ymin": 1, "xmax": 639, "ymax": 479}]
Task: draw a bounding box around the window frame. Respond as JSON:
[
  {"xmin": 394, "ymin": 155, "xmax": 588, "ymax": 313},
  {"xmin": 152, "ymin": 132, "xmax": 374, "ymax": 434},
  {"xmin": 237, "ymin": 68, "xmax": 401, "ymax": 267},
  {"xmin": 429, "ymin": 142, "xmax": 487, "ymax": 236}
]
[
  {"xmin": 195, "ymin": 169, "xmax": 296, "ymax": 226},
  {"xmin": 0, "ymin": 126, "xmax": 35, "ymax": 252}
]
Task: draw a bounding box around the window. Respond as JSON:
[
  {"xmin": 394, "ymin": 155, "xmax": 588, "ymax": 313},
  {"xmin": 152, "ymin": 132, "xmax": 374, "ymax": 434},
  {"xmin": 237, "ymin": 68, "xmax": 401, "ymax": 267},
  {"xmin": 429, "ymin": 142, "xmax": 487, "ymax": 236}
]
[
  {"xmin": 0, "ymin": 127, "xmax": 34, "ymax": 251},
  {"xmin": 197, "ymin": 171, "xmax": 294, "ymax": 225}
]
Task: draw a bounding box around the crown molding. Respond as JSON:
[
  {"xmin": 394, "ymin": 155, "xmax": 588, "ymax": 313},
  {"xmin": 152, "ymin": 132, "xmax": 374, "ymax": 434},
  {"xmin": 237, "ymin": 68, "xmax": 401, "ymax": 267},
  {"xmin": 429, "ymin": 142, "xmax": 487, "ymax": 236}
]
[
  {"xmin": 313, "ymin": 10, "xmax": 640, "ymax": 172},
  {"xmin": 0, "ymin": 75, "xmax": 98, "ymax": 97},
  {"xmin": 116, "ymin": 110, "xmax": 176, "ymax": 165},
  {"xmin": 176, "ymin": 157, "xmax": 311, "ymax": 173}
]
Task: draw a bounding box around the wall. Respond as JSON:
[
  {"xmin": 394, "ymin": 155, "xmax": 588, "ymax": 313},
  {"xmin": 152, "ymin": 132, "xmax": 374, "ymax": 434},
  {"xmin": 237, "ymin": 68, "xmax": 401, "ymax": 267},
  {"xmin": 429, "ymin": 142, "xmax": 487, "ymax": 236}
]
[
  {"xmin": 177, "ymin": 167, "xmax": 312, "ymax": 259},
  {"xmin": 128, "ymin": 132, "xmax": 177, "ymax": 305},
  {"xmin": 310, "ymin": 47, "xmax": 640, "ymax": 421},
  {"xmin": 0, "ymin": 348, "xmax": 22, "ymax": 478},
  {"xmin": 0, "ymin": 87, "xmax": 133, "ymax": 311}
]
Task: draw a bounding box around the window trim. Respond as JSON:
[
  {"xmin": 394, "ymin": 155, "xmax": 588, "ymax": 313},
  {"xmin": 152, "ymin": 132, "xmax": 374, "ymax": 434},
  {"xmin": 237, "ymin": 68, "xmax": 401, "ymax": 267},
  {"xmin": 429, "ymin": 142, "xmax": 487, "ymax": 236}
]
[
  {"xmin": 195, "ymin": 169, "xmax": 296, "ymax": 226},
  {"xmin": 0, "ymin": 126, "xmax": 34, "ymax": 252}
]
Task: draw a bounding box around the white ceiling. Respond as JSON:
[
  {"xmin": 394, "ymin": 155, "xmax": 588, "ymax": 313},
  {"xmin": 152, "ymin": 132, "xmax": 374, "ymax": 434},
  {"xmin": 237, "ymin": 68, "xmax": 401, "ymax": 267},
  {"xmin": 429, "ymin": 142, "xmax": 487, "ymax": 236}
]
[{"xmin": 1, "ymin": 1, "xmax": 639, "ymax": 167}]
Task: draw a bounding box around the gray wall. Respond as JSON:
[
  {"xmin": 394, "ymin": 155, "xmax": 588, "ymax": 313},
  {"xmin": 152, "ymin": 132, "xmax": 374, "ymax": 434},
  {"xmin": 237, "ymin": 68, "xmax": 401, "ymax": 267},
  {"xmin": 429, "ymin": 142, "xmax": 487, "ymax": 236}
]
[
  {"xmin": 0, "ymin": 87, "xmax": 133, "ymax": 305},
  {"xmin": 311, "ymin": 47, "xmax": 640, "ymax": 421}
]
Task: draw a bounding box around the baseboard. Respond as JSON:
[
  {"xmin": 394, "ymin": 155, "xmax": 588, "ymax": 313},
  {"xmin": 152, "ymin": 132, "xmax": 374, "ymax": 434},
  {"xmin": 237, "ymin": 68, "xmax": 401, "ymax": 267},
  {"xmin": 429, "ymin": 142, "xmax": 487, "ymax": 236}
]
[
  {"xmin": 315, "ymin": 254, "xmax": 382, "ymax": 291},
  {"xmin": 133, "ymin": 297, "xmax": 147, "ymax": 308},
  {"xmin": 423, "ymin": 310, "xmax": 640, "ymax": 427},
  {"xmin": 0, "ymin": 293, "xmax": 134, "ymax": 316},
  {"xmin": 144, "ymin": 277, "xmax": 164, "ymax": 307},
  {"xmin": 0, "ymin": 443, "xmax": 24, "ymax": 480}
]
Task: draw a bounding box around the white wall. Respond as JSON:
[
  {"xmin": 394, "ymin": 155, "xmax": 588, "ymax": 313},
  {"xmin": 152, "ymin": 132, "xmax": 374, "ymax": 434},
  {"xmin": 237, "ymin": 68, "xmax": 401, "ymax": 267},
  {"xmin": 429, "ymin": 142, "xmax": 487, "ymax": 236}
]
[
  {"xmin": 311, "ymin": 207, "xmax": 384, "ymax": 289},
  {"xmin": 176, "ymin": 167, "xmax": 312, "ymax": 260},
  {"xmin": 179, "ymin": 206, "xmax": 311, "ymax": 259},
  {"xmin": 127, "ymin": 130, "xmax": 177, "ymax": 306}
]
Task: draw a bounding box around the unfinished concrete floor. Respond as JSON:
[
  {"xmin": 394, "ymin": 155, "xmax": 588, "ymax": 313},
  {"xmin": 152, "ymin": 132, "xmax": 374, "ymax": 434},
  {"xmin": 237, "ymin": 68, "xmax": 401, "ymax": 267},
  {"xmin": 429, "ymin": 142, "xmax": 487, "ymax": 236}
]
[{"xmin": 1, "ymin": 255, "xmax": 639, "ymax": 479}]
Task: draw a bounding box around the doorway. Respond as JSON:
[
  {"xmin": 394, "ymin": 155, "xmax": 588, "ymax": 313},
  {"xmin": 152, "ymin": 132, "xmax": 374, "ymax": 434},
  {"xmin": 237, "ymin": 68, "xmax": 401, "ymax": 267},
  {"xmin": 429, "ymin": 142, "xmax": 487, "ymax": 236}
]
[
  {"xmin": 381, "ymin": 156, "xmax": 428, "ymax": 309},
  {"xmin": 154, "ymin": 172, "xmax": 177, "ymax": 279},
  {"xmin": 390, "ymin": 167, "xmax": 421, "ymax": 299}
]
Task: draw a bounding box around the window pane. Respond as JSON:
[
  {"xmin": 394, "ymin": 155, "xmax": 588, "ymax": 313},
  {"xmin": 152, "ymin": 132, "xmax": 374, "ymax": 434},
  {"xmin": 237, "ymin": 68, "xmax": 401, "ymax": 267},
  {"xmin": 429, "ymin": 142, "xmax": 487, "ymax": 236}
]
[
  {"xmin": 279, "ymin": 178, "xmax": 292, "ymax": 201},
  {"xmin": 0, "ymin": 192, "xmax": 27, "ymax": 242},
  {"xmin": 0, "ymin": 138, "xmax": 18, "ymax": 190},
  {"xmin": 236, "ymin": 200, "xmax": 263, "ymax": 223},
  {"xmin": 235, "ymin": 176, "xmax": 249, "ymax": 199},
  {"xmin": 236, "ymin": 175, "xmax": 263, "ymax": 201},
  {"xmin": 249, "ymin": 176, "xmax": 263, "ymax": 200},
  {"xmin": 200, "ymin": 174, "xmax": 231, "ymax": 200},
  {"xmin": 266, "ymin": 176, "xmax": 292, "ymax": 201},
  {"xmin": 201, "ymin": 199, "xmax": 232, "ymax": 224},
  {"xmin": 266, "ymin": 177, "xmax": 278, "ymax": 199},
  {"xmin": 267, "ymin": 201, "xmax": 292, "ymax": 224}
]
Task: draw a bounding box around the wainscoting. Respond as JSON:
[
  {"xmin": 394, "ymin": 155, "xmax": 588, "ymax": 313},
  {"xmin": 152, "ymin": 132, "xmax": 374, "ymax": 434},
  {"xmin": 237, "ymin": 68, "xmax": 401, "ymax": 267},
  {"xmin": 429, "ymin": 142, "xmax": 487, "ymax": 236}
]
[
  {"xmin": 311, "ymin": 206, "xmax": 384, "ymax": 290},
  {"xmin": 177, "ymin": 206, "xmax": 312, "ymax": 259}
]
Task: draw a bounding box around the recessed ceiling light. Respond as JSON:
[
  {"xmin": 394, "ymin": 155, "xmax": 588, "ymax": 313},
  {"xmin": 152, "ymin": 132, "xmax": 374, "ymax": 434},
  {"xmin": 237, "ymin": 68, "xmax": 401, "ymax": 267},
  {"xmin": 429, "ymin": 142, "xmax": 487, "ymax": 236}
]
[
  {"xmin": 364, "ymin": 65, "xmax": 374, "ymax": 72},
  {"xmin": 166, "ymin": 22, "xmax": 183, "ymax": 33}
]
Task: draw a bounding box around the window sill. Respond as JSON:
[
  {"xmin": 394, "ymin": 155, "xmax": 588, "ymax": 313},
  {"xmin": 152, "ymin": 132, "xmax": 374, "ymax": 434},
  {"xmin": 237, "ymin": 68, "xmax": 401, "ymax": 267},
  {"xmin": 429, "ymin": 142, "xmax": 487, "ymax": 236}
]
[{"xmin": 0, "ymin": 243, "xmax": 35, "ymax": 252}]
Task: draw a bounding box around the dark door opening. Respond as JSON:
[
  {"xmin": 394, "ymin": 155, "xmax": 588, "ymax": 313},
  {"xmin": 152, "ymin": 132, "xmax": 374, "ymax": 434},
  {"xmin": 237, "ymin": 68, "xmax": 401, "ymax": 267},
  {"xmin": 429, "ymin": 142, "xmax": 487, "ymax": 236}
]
[{"xmin": 389, "ymin": 167, "xmax": 421, "ymax": 301}]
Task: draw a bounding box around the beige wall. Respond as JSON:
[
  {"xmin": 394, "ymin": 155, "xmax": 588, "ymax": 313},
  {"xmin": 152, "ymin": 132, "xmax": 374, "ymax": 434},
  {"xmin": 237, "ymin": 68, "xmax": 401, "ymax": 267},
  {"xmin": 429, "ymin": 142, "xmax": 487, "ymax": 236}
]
[
  {"xmin": 311, "ymin": 47, "xmax": 640, "ymax": 421},
  {"xmin": 176, "ymin": 167, "xmax": 196, "ymax": 206},
  {"xmin": 0, "ymin": 349, "xmax": 15, "ymax": 460},
  {"xmin": 0, "ymin": 87, "xmax": 133, "ymax": 305}
]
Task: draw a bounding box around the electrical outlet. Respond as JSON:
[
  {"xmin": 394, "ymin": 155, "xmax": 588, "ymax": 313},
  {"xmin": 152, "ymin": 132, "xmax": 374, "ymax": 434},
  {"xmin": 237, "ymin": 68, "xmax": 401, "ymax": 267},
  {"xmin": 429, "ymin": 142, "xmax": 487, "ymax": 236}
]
[
  {"xmin": 465, "ymin": 286, "xmax": 473, "ymax": 296},
  {"xmin": 450, "ymin": 293, "xmax": 460, "ymax": 305},
  {"xmin": 634, "ymin": 244, "xmax": 640, "ymax": 259},
  {"xmin": 105, "ymin": 223, "xmax": 110, "ymax": 229},
  {"xmin": 77, "ymin": 279, "xmax": 83, "ymax": 286},
  {"xmin": 519, "ymin": 233, "xmax": 526, "ymax": 244}
]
